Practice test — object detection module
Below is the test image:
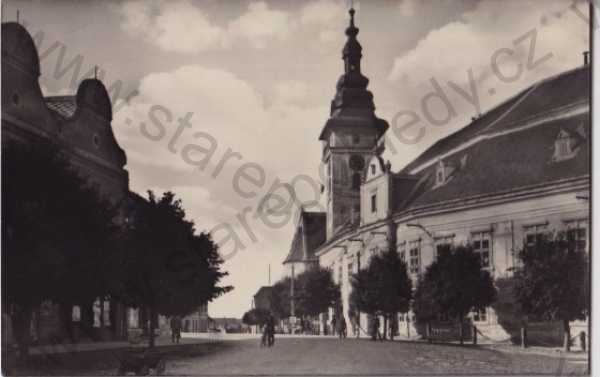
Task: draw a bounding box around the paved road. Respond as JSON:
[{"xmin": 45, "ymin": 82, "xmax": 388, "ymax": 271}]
[{"xmin": 166, "ymin": 337, "xmax": 588, "ymax": 376}]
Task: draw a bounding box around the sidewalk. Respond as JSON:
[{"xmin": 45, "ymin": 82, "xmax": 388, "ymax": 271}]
[
  {"xmin": 485, "ymin": 343, "xmax": 589, "ymax": 361},
  {"xmin": 27, "ymin": 335, "xmax": 211, "ymax": 355}
]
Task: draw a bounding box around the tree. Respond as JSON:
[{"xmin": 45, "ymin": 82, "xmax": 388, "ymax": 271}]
[
  {"xmin": 270, "ymin": 277, "xmax": 292, "ymax": 320},
  {"xmin": 120, "ymin": 191, "xmax": 232, "ymax": 348},
  {"xmin": 416, "ymin": 244, "xmax": 497, "ymax": 344},
  {"xmin": 242, "ymin": 308, "xmax": 270, "ymax": 326},
  {"xmin": 2, "ymin": 141, "xmax": 120, "ymax": 356},
  {"xmin": 413, "ymin": 275, "xmax": 441, "ymax": 339},
  {"xmin": 295, "ymin": 267, "xmax": 340, "ymax": 318},
  {"xmin": 513, "ymin": 232, "xmax": 589, "ymax": 351},
  {"xmin": 349, "ymin": 249, "xmax": 412, "ymax": 340}
]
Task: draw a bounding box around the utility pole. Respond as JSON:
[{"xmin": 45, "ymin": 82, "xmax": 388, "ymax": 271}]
[{"xmin": 268, "ymin": 264, "xmax": 271, "ymax": 285}]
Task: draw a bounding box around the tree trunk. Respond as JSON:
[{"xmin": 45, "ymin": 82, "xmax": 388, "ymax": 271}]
[
  {"xmin": 383, "ymin": 316, "xmax": 388, "ymax": 340},
  {"xmin": 13, "ymin": 304, "xmax": 33, "ymax": 360},
  {"xmin": 148, "ymin": 306, "xmax": 156, "ymax": 349},
  {"xmin": 426, "ymin": 322, "xmax": 432, "ymax": 343},
  {"xmin": 563, "ymin": 319, "xmax": 571, "ymax": 352},
  {"xmin": 390, "ymin": 313, "xmax": 395, "ymax": 341},
  {"xmin": 458, "ymin": 317, "xmax": 464, "ymax": 346},
  {"xmin": 59, "ymin": 302, "xmax": 74, "ymax": 342},
  {"xmin": 520, "ymin": 325, "xmax": 527, "ymax": 349}
]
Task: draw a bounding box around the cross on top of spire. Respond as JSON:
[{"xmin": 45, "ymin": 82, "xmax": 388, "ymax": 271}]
[{"xmin": 345, "ymin": 5, "xmax": 358, "ymax": 38}]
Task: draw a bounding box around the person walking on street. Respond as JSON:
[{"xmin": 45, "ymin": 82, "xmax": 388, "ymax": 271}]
[
  {"xmin": 339, "ymin": 316, "xmax": 347, "ymax": 339},
  {"xmin": 371, "ymin": 316, "xmax": 381, "ymax": 341},
  {"xmin": 170, "ymin": 316, "xmax": 182, "ymax": 344},
  {"xmin": 331, "ymin": 314, "xmax": 337, "ymax": 337},
  {"xmin": 267, "ymin": 314, "xmax": 276, "ymax": 347}
]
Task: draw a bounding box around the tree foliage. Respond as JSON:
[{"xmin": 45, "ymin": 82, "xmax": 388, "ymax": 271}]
[
  {"xmin": 513, "ymin": 232, "xmax": 589, "ymax": 350},
  {"xmin": 414, "ymin": 244, "xmax": 497, "ymax": 343},
  {"xmin": 412, "ymin": 275, "xmax": 441, "ymax": 327},
  {"xmin": 270, "ymin": 277, "xmax": 292, "ymax": 319},
  {"xmin": 120, "ymin": 191, "xmax": 232, "ymax": 347},
  {"xmin": 420, "ymin": 244, "xmax": 496, "ymax": 320},
  {"xmin": 294, "ymin": 267, "xmax": 340, "ymax": 317},
  {"xmin": 2, "ymin": 141, "xmax": 120, "ymax": 354},
  {"xmin": 349, "ymin": 249, "xmax": 412, "ymax": 339},
  {"xmin": 350, "ymin": 249, "xmax": 412, "ymax": 316},
  {"xmin": 271, "ymin": 267, "xmax": 339, "ymax": 321},
  {"xmin": 242, "ymin": 308, "xmax": 270, "ymax": 326}
]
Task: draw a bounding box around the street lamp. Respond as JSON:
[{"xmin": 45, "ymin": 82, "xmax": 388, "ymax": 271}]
[{"xmin": 406, "ymin": 223, "xmax": 434, "ymax": 239}]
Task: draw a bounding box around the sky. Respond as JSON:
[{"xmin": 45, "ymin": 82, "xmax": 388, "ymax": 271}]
[{"xmin": 5, "ymin": 0, "xmax": 590, "ymax": 318}]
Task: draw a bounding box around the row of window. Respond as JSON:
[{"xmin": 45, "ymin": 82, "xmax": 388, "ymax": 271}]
[{"xmin": 397, "ymin": 220, "xmax": 587, "ymax": 275}]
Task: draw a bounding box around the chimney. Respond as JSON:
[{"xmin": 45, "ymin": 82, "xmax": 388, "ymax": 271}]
[{"xmin": 583, "ymin": 51, "xmax": 590, "ymax": 66}]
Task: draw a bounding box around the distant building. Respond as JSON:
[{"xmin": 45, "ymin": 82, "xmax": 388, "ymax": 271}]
[
  {"xmin": 253, "ymin": 286, "xmax": 274, "ymax": 312},
  {"xmin": 182, "ymin": 304, "xmax": 209, "ymax": 333},
  {"xmin": 2, "ymin": 22, "xmax": 133, "ymax": 343},
  {"xmin": 283, "ymin": 7, "xmax": 590, "ymax": 345},
  {"xmin": 209, "ymin": 317, "xmax": 248, "ymax": 333}
]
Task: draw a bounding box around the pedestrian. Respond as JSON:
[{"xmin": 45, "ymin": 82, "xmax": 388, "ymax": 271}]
[
  {"xmin": 371, "ymin": 316, "xmax": 381, "ymax": 341},
  {"xmin": 260, "ymin": 323, "xmax": 269, "ymax": 347},
  {"xmin": 170, "ymin": 315, "xmax": 182, "ymax": 344},
  {"xmin": 331, "ymin": 314, "xmax": 337, "ymax": 336},
  {"xmin": 339, "ymin": 316, "xmax": 347, "ymax": 339},
  {"xmin": 267, "ymin": 314, "xmax": 275, "ymax": 347}
]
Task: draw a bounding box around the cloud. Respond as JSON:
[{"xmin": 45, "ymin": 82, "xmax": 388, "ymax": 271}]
[
  {"xmin": 112, "ymin": 64, "xmax": 326, "ymax": 222},
  {"xmin": 118, "ymin": 0, "xmax": 353, "ymax": 54},
  {"xmin": 383, "ymin": 0, "xmax": 589, "ymax": 169},
  {"xmin": 225, "ymin": 2, "xmax": 291, "ymax": 49},
  {"xmin": 299, "ymin": 0, "xmax": 348, "ymax": 53},
  {"xmin": 118, "ymin": 0, "xmax": 291, "ymax": 53},
  {"xmin": 273, "ymin": 80, "xmax": 308, "ymax": 104},
  {"xmin": 119, "ymin": 0, "xmax": 224, "ymax": 53},
  {"xmin": 398, "ymin": 0, "xmax": 418, "ymax": 17}
]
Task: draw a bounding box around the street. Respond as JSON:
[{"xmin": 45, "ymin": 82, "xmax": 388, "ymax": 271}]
[{"xmin": 165, "ymin": 337, "xmax": 587, "ymax": 376}]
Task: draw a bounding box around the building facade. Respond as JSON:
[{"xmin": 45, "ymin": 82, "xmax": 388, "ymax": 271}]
[
  {"xmin": 2, "ymin": 21, "xmax": 132, "ymax": 343},
  {"xmin": 283, "ymin": 8, "xmax": 590, "ymax": 344},
  {"xmin": 182, "ymin": 304, "xmax": 210, "ymax": 333}
]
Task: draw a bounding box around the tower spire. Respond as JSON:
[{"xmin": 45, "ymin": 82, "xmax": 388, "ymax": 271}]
[{"xmin": 343, "ymin": 6, "xmax": 361, "ymax": 75}]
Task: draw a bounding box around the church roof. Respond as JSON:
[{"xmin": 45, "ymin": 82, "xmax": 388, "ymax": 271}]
[
  {"xmin": 283, "ymin": 211, "xmax": 326, "ymax": 264},
  {"xmin": 401, "ymin": 66, "xmax": 590, "ymax": 175},
  {"xmin": 397, "ymin": 65, "xmax": 590, "ymax": 212}
]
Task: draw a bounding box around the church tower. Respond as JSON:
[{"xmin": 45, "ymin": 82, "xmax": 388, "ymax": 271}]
[{"xmin": 320, "ymin": 7, "xmax": 389, "ymax": 239}]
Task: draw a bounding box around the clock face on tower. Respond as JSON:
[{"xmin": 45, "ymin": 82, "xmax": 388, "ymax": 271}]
[{"xmin": 349, "ymin": 154, "xmax": 365, "ymax": 172}]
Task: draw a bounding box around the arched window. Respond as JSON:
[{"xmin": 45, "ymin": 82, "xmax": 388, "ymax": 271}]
[{"xmin": 352, "ymin": 173, "xmax": 361, "ymax": 190}]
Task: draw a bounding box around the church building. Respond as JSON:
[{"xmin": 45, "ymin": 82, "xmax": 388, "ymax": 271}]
[{"xmin": 282, "ymin": 7, "xmax": 589, "ymax": 343}]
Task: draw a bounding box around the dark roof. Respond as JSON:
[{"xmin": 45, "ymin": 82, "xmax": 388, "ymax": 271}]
[
  {"xmin": 1, "ymin": 22, "xmax": 40, "ymax": 76},
  {"xmin": 283, "ymin": 211, "xmax": 326, "ymax": 264},
  {"xmin": 401, "ymin": 65, "xmax": 590, "ymax": 174},
  {"xmin": 391, "ymin": 174, "xmax": 422, "ymax": 212},
  {"xmin": 45, "ymin": 78, "xmax": 113, "ymax": 121},
  {"xmin": 45, "ymin": 96, "xmax": 77, "ymax": 119},
  {"xmin": 405, "ymin": 113, "xmax": 589, "ymax": 209},
  {"xmin": 253, "ymin": 286, "xmax": 273, "ymax": 298}
]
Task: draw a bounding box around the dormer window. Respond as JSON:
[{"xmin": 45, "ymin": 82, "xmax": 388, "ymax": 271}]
[
  {"xmin": 433, "ymin": 160, "xmax": 456, "ymax": 188},
  {"xmin": 435, "ymin": 161, "xmax": 446, "ymax": 187},
  {"xmin": 353, "ymin": 134, "xmax": 360, "ymax": 144},
  {"xmin": 370, "ymin": 164, "xmax": 376, "ymax": 175},
  {"xmin": 553, "ymin": 129, "xmax": 578, "ymax": 162}
]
